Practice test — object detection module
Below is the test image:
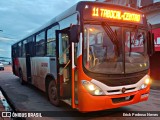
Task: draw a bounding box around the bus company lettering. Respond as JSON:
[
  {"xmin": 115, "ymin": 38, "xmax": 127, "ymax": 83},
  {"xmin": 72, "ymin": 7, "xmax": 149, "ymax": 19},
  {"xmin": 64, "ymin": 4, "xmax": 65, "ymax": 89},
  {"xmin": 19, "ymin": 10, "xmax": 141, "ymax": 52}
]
[
  {"xmin": 92, "ymin": 7, "xmax": 141, "ymax": 22},
  {"xmin": 41, "ymin": 63, "xmax": 48, "ymax": 67},
  {"xmin": 11, "ymin": 112, "xmax": 42, "ymax": 117}
]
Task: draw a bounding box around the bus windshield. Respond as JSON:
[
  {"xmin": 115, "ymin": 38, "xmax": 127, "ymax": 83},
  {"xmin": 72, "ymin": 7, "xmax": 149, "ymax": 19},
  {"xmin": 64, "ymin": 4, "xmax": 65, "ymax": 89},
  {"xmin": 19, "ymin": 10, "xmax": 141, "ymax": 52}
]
[{"xmin": 83, "ymin": 24, "xmax": 149, "ymax": 74}]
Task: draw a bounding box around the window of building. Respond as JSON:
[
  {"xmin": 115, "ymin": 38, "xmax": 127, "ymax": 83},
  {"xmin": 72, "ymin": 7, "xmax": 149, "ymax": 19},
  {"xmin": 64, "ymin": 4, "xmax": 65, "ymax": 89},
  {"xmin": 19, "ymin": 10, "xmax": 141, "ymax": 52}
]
[
  {"xmin": 36, "ymin": 31, "xmax": 45, "ymax": 56},
  {"xmin": 154, "ymin": 0, "xmax": 160, "ymax": 3},
  {"xmin": 137, "ymin": 0, "xmax": 142, "ymax": 7},
  {"xmin": 47, "ymin": 25, "xmax": 59, "ymax": 56}
]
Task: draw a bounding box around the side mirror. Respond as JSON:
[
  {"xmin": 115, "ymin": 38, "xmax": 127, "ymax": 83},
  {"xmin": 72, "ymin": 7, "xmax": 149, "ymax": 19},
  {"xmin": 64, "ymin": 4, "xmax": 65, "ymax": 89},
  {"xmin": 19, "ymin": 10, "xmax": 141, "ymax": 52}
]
[
  {"xmin": 70, "ymin": 25, "xmax": 80, "ymax": 43},
  {"xmin": 147, "ymin": 32, "xmax": 155, "ymax": 56}
]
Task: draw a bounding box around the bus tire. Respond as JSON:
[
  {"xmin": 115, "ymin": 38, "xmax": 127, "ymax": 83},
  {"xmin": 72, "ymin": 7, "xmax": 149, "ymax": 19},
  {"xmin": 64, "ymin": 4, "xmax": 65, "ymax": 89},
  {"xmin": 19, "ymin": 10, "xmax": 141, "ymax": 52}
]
[
  {"xmin": 48, "ymin": 80, "xmax": 60, "ymax": 106},
  {"xmin": 19, "ymin": 70, "xmax": 25, "ymax": 85}
]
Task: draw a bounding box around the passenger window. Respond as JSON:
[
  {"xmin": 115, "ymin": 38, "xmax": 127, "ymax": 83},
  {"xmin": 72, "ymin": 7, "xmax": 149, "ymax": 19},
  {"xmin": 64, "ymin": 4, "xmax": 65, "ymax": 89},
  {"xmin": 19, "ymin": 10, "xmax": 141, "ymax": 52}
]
[
  {"xmin": 18, "ymin": 42, "xmax": 22, "ymax": 57},
  {"xmin": 22, "ymin": 40, "xmax": 27, "ymax": 57},
  {"xmin": 47, "ymin": 25, "xmax": 59, "ymax": 56},
  {"xmin": 36, "ymin": 31, "xmax": 45, "ymax": 56},
  {"xmin": 28, "ymin": 37, "xmax": 35, "ymax": 57}
]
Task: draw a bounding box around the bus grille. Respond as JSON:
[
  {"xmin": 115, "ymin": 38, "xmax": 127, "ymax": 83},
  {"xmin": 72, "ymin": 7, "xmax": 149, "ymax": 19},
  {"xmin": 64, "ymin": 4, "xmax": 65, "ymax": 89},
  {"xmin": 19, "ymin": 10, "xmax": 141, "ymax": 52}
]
[
  {"xmin": 99, "ymin": 76, "xmax": 144, "ymax": 87},
  {"xmin": 107, "ymin": 87, "xmax": 136, "ymax": 93}
]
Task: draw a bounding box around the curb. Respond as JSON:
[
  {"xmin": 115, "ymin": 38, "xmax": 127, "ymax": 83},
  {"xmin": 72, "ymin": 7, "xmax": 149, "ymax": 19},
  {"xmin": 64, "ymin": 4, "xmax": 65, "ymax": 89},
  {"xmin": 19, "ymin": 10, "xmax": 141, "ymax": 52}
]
[{"xmin": 0, "ymin": 86, "xmax": 17, "ymax": 112}]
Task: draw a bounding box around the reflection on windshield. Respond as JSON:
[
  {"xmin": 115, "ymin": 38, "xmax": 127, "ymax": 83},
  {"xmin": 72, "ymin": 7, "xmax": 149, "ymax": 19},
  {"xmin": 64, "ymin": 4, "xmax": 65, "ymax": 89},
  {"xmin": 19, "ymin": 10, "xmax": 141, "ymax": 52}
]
[
  {"xmin": 125, "ymin": 29, "xmax": 149, "ymax": 73},
  {"xmin": 83, "ymin": 24, "xmax": 123, "ymax": 74},
  {"xmin": 83, "ymin": 24, "xmax": 149, "ymax": 74}
]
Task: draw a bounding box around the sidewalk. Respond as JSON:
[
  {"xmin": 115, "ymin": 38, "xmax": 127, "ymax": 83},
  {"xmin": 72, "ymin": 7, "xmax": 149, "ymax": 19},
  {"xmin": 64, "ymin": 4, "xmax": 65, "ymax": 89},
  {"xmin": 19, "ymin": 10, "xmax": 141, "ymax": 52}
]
[{"xmin": 151, "ymin": 80, "xmax": 160, "ymax": 90}]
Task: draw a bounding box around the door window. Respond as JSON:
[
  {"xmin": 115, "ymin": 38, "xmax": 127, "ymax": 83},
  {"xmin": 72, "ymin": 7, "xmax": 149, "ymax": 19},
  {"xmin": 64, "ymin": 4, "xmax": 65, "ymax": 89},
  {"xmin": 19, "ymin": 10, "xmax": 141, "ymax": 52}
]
[{"xmin": 59, "ymin": 33, "xmax": 70, "ymax": 64}]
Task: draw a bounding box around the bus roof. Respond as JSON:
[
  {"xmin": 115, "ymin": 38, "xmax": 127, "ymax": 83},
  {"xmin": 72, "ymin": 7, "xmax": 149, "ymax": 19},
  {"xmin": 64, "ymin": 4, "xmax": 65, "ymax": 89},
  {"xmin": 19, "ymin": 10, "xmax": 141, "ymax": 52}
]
[{"xmin": 13, "ymin": 1, "xmax": 144, "ymax": 46}]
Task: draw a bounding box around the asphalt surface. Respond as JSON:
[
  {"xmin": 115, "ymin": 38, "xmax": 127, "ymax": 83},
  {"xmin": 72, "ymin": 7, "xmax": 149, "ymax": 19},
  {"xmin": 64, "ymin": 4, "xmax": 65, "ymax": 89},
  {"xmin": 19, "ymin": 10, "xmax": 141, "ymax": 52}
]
[{"xmin": 0, "ymin": 66, "xmax": 160, "ymax": 120}]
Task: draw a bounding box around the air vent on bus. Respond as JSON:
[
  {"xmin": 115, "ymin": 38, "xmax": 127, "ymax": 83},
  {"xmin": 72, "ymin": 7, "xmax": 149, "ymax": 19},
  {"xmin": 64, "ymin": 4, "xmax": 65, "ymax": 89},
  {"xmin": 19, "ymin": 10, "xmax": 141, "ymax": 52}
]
[{"xmin": 107, "ymin": 87, "xmax": 136, "ymax": 93}]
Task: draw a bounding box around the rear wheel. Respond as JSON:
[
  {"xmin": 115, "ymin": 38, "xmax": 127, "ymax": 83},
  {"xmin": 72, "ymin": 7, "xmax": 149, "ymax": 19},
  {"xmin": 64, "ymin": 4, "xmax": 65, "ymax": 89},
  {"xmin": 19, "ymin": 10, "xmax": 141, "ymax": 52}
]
[
  {"xmin": 48, "ymin": 80, "xmax": 60, "ymax": 106},
  {"xmin": 19, "ymin": 70, "xmax": 25, "ymax": 85}
]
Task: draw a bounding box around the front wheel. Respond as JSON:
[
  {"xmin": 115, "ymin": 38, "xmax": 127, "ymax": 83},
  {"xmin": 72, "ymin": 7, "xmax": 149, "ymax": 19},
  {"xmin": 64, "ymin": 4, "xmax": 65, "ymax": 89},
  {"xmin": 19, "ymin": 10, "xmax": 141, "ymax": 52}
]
[{"xmin": 48, "ymin": 80, "xmax": 60, "ymax": 106}]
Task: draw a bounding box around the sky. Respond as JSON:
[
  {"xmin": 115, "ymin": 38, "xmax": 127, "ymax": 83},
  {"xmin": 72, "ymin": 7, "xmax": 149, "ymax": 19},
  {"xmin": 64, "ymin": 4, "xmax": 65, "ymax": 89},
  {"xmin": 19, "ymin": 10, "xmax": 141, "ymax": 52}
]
[{"xmin": 0, "ymin": 0, "xmax": 93, "ymax": 58}]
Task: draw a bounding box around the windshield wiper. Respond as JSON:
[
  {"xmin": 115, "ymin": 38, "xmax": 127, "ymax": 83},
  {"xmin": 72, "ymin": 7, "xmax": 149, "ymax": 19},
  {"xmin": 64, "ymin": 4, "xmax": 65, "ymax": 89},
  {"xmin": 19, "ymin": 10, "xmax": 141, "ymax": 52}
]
[{"xmin": 102, "ymin": 22, "xmax": 120, "ymax": 56}]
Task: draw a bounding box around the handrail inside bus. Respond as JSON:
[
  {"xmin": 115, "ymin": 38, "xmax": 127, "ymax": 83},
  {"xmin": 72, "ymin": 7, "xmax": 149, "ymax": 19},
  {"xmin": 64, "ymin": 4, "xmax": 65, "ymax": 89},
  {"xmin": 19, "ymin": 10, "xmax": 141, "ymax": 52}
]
[
  {"xmin": 59, "ymin": 60, "xmax": 71, "ymax": 75},
  {"xmin": 58, "ymin": 45, "xmax": 70, "ymax": 60},
  {"xmin": 102, "ymin": 22, "xmax": 120, "ymax": 56}
]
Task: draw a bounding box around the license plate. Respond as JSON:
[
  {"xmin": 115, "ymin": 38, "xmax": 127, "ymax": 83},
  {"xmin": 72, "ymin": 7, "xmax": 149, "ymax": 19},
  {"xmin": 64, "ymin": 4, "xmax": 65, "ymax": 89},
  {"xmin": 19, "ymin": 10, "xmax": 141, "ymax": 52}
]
[{"xmin": 125, "ymin": 96, "xmax": 130, "ymax": 100}]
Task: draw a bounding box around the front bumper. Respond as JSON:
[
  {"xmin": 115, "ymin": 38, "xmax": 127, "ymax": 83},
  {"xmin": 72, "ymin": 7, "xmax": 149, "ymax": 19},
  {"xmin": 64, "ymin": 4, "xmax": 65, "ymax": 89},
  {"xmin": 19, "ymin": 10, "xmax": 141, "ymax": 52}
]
[{"xmin": 78, "ymin": 86, "xmax": 150, "ymax": 112}]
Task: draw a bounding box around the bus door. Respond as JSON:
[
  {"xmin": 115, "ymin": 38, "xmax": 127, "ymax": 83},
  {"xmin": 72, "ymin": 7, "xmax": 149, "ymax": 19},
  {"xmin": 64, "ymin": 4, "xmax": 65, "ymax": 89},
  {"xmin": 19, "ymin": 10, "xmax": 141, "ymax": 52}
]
[
  {"xmin": 56, "ymin": 29, "xmax": 73, "ymax": 104},
  {"xmin": 25, "ymin": 42, "xmax": 32, "ymax": 83}
]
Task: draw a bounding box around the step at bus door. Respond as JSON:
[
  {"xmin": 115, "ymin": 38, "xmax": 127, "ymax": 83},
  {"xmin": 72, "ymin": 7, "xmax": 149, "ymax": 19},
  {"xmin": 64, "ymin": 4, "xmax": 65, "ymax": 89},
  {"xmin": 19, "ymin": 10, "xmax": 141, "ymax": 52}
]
[
  {"xmin": 25, "ymin": 43, "xmax": 32, "ymax": 83},
  {"xmin": 56, "ymin": 29, "xmax": 76, "ymax": 108}
]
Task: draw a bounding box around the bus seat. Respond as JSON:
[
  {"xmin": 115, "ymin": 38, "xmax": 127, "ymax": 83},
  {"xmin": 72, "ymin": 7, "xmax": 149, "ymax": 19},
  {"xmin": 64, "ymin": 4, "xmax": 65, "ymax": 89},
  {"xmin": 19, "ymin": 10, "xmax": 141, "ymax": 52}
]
[{"xmin": 91, "ymin": 45, "xmax": 106, "ymax": 62}]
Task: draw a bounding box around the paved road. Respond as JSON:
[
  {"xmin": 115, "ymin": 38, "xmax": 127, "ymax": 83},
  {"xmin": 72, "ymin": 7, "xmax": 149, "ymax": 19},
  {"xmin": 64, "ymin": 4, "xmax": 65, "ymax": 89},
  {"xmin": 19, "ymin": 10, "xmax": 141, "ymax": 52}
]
[{"xmin": 0, "ymin": 66, "xmax": 160, "ymax": 120}]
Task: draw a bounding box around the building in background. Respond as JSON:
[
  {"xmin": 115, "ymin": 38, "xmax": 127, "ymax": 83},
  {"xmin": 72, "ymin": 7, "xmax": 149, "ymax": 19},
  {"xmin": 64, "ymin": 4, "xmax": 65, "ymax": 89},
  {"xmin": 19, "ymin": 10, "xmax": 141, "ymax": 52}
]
[
  {"xmin": 140, "ymin": 0, "xmax": 160, "ymax": 80},
  {"xmin": 96, "ymin": 0, "xmax": 160, "ymax": 8},
  {"xmin": 96, "ymin": 0, "xmax": 141, "ymax": 8}
]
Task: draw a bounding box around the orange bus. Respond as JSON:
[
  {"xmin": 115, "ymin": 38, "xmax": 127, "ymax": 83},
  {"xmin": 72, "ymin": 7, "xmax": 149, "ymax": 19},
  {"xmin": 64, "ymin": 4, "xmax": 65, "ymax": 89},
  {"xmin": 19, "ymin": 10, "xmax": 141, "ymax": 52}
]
[{"xmin": 11, "ymin": 1, "xmax": 154, "ymax": 112}]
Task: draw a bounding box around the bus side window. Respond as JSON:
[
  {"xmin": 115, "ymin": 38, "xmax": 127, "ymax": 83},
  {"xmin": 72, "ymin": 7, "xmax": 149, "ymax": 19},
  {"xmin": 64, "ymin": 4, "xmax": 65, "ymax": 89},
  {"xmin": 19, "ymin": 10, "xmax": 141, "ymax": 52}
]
[
  {"xmin": 28, "ymin": 36, "xmax": 35, "ymax": 57},
  {"xmin": 22, "ymin": 40, "xmax": 27, "ymax": 57},
  {"xmin": 18, "ymin": 42, "xmax": 22, "ymax": 57},
  {"xmin": 35, "ymin": 31, "xmax": 45, "ymax": 56},
  {"xmin": 47, "ymin": 25, "xmax": 59, "ymax": 56}
]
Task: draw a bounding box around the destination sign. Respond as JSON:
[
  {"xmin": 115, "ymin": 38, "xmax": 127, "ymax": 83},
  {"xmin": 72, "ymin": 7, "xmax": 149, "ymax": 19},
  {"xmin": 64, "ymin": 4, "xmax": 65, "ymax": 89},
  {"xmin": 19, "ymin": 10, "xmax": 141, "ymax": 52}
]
[
  {"xmin": 92, "ymin": 7, "xmax": 141, "ymax": 22},
  {"xmin": 83, "ymin": 5, "xmax": 143, "ymax": 24}
]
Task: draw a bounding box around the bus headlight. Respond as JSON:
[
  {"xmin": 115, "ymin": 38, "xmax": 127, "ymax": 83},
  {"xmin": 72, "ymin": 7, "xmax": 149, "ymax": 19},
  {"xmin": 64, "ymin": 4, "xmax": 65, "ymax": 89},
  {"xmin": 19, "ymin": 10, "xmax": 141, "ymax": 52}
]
[
  {"xmin": 145, "ymin": 78, "xmax": 150, "ymax": 85},
  {"xmin": 140, "ymin": 77, "xmax": 150, "ymax": 90},
  {"xmin": 81, "ymin": 80, "xmax": 105, "ymax": 96}
]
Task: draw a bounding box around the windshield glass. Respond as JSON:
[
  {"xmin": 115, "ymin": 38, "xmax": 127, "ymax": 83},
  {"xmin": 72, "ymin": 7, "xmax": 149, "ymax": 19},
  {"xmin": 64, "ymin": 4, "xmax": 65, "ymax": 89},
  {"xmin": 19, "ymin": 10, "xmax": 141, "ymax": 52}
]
[
  {"xmin": 83, "ymin": 24, "xmax": 149, "ymax": 74},
  {"xmin": 83, "ymin": 24, "xmax": 123, "ymax": 74},
  {"xmin": 124, "ymin": 28, "xmax": 149, "ymax": 73}
]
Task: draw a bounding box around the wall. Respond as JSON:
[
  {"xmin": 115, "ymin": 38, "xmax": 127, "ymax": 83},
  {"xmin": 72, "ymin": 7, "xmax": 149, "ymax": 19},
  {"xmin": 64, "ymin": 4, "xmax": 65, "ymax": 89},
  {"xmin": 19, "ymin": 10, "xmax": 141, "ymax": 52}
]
[
  {"xmin": 141, "ymin": 0, "xmax": 153, "ymax": 7},
  {"xmin": 153, "ymin": 28, "xmax": 160, "ymax": 51},
  {"xmin": 150, "ymin": 52, "xmax": 160, "ymax": 80}
]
